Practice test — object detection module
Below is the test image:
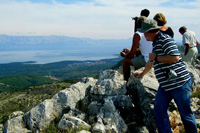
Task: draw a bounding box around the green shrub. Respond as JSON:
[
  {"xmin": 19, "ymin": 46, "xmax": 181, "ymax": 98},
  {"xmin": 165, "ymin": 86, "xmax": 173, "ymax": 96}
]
[
  {"xmin": 0, "ymin": 114, "xmax": 9, "ymax": 125},
  {"xmin": 191, "ymin": 86, "xmax": 200, "ymax": 98}
]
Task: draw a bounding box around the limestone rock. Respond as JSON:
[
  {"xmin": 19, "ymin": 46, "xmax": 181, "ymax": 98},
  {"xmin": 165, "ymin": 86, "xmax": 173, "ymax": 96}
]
[
  {"xmin": 191, "ymin": 98, "xmax": 200, "ymax": 112},
  {"xmin": 3, "ymin": 115, "xmax": 31, "ymax": 133},
  {"xmin": 58, "ymin": 115, "xmax": 91, "ymax": 131},
  {"xmin": 91, "ymin": 122, "xmax": 106, "ymax": 133},
  {"xmin": 88, "ymin": 101, "xmax": 101, "ymax": 116},
  {"xmin": 109, "ymin": 95, "xmax": 133, "ymax": 107},
  {"xmin": 91, "ymin": 69, "xmax": 127, "ymax": 96},
  {"xmin": 23, "ymin": 99, "xmax": 57, "ymax": 132},
  {"xmin": 136, "ymin": 68, "xmax": 159, "ymax": 92},
  {"xmin": 23, "ymin": 77, "xmax": 96, "ymax": 132},
  {"xmin": 91, "ymin": 99, "xmax": 128, "ymax": 133},
  {"xmin": 138, "ymin": 126, "xmax": 149, "ymax": 133},
  {"xmin": 66, "ymin": 108, "xmax": 86, "ymax": 121},
  {"xmin": 8, "ymin": 111, "xmax": 24, "ymax": 119},
  {"xmin": 77, "ymin": 130, "xmax": 91, "ymax": 133},
  {"xmin": 184, "ymin": 62, "xmax": 200, "ymax": 92},
  {"xmin": 127, "ymin": 72, "xmax": 157, "ymax": 132}
]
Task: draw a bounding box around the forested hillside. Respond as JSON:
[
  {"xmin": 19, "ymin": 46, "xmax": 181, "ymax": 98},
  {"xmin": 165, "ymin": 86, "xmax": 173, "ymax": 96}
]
[{"xmin": 0, "ymin": 58, "xmax": 122, "ymax": 91}]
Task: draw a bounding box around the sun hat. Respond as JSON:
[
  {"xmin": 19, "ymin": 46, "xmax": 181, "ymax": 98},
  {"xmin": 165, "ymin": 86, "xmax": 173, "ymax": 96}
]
[{"xmin": 137, "ymin": 19, "xmax": 161, "ymax": 33}]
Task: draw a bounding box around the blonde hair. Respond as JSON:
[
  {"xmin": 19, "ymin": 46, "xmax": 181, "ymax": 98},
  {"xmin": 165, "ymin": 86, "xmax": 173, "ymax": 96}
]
[{"xmin": 153, "ymin": 13, "xmax": 167, "ymax": 26}]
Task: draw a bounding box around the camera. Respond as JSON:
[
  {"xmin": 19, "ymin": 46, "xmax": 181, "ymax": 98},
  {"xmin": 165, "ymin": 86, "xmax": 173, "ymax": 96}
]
[
  {"xmin": 123, "ymin": 49, "xmax": 128, "ymax": 53},
  {"xmin": 166, "ymin": 69, "xmax": 177, "ymax": 80}
]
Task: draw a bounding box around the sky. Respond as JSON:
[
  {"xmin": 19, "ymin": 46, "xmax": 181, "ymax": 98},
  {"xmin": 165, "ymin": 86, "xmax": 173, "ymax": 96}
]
[{"xmin": 0, "ymin": 0, "xmax": 199, "ymax": 41}]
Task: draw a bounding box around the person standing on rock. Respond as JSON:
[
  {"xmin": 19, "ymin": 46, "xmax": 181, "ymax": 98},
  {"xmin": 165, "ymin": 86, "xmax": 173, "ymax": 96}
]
[
  {"xmin": 179, "ymin": 26, "xmax": 199, "ymax": 66},
  {"xmin": 120, "ymin": 16, "xmax": 152, "ymax": 82},
  {"xmin": 134, "ymin": 19, "xmax": 197, "ymax": 133}
]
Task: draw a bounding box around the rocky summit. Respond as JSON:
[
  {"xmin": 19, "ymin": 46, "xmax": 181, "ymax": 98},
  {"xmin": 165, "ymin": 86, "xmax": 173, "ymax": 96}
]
[{"xmin": 2, "ymin": 62, "xmax": 200, "ymax": 133}]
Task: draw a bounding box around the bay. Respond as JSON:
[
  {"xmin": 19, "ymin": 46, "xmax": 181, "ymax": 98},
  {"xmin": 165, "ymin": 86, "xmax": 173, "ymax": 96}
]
[{"xmin": 0, "ymin": 50, "xmax": 119, "ymax": 64}]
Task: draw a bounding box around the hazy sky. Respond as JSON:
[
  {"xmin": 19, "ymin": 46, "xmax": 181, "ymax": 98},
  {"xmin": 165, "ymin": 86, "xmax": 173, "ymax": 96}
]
[{"xmin": 0, "ymin": 0, "xmax": 199, "ymax": 40}]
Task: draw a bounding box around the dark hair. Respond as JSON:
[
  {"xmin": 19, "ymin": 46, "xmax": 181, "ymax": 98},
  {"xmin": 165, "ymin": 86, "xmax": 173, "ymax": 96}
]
[
  {"xmin": 179, "ymin": 26, "xmax": 187, "ymax": 33},
  {"xmin": 140, "ymin": 9, "xmax": 150, "ymax": 17},
  {"xmin": 148, "ymin": 29, "xmax": 160, "ymax": 33}
]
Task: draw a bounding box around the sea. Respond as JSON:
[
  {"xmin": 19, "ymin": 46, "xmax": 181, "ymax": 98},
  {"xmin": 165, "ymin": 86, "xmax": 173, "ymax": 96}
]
[
  {"xmin": 0, "ymin": 50, "xmax": 119, "ymax": 64},
  {"xmin": 0, "ymin": 40, "xmax": 183, "ymax": 64}
]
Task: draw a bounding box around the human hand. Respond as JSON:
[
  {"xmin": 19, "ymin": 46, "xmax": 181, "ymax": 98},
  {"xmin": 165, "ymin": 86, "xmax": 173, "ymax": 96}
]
[
  {"xmin": 120, "ymin": 52, "xmax": 126, "ymax": 57},
  {"xmin": 123, "ymin": 48, "xmax": 130, "ymax": 53},
  {"xmin": 134, "ymin": 71, "xmax": 144, "ymax": 78},
  {"xmin": 132, "ymin": 17, "xmax": 137, "ymax": 20},
  {"xmin": 120, "ymin": 48, "xmax": 130, "ymax": 57}
]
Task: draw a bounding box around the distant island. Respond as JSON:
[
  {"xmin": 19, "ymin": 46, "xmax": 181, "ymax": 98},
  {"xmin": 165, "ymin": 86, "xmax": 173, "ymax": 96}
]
[{"xmin": 0, "ymin": 34, "xmax": 131, "ymax": 64}]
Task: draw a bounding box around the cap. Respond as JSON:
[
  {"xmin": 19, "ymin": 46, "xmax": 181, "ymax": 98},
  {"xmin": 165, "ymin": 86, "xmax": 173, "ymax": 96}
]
[{"xmin": 137, "ymin": 19, "xmax": 161, "ymax": 33}]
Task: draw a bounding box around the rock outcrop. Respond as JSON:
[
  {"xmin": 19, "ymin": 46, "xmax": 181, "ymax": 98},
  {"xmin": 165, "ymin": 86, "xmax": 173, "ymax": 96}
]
[{"xmin": 3, "ymin": 63, "xmax": 200, "ymax": 133}]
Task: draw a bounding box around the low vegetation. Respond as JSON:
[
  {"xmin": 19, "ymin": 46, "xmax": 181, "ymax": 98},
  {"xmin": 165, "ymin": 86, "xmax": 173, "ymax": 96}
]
[
  {"xmin": 191, "ymin": 85, "xmax": 200, "ymax": 98},
  {"xmin": 0, "ymin": 81, "xmax": 72, "ymax": 125}
]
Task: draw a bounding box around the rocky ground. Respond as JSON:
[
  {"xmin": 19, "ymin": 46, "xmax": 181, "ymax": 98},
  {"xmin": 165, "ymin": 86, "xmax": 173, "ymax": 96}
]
[{"xmin": 1, "ymin": 62, "xmax": 200, "ymax": 133}]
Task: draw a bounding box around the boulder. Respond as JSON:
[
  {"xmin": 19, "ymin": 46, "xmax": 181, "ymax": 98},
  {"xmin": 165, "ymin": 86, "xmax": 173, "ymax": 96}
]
[
  {"xmin": 90, "ymin": 99, "xmax": 128, "ymax": 133},
  {"xmin": 91, "ymin": 122, "xmax": 106, "ymax": 133},
  {"xmin": 184, "ymin": 62, "xmax": 200, "ymax": 92},
  {"xmin": 91, "ymin": 69, "xmax": 127, "ymax": 96},
  {"xmin": 23, "ymin": 99, "xmax": 57, "ymax": 132},
  {"xmin": 3, "ymin": 114, "xmax": 31, "ymax": 133},
  {"xmin": 127, "ymin": 69, "xmax": 157, "ymax": 132},
  {"xmin": 58, "ymin": 115, "xmax": 91, "ymax": 131},
  {"xmin": 66, "ymin": 108, "xmax": 86, "ymax": 121},
  {"xmin": 8, "ymin": 111, "xmax": 24, "ymax": 119},
  {"xmin": 23, "ymin": 77, "xmax": 96, "ymax": 132},
  {"xmin": 87, "ymin": 101, "xmax": 101, "ymax": 116},
  {"xmin": 136, "ymin": 68, "xmax": 159, "ymax": 92}
]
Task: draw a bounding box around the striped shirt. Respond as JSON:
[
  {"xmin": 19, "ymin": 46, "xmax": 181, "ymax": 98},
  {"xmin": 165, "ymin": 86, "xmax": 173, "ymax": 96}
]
[{"xmin": 153, "ymin": 32, "xmax": 191, "ymax": 91}]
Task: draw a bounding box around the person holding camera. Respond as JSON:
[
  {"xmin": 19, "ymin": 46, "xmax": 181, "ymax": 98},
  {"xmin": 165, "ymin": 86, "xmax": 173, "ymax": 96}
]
[
  {"xmin": 120, "ymin": 16, "xmax": 152, "ymax": 82},
  {"xmin": 134, "ymin": 19, "xmax": 197, "ymax": 133},
  {"xmin": 132, "ymin": 9, "xmax": 150, "ymax": 33}
]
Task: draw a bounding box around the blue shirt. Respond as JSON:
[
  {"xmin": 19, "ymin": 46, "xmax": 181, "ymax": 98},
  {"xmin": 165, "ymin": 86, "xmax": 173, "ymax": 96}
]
[{"xmin": 153, "ymin": 32, "xmax": 191, "ymax": 91}]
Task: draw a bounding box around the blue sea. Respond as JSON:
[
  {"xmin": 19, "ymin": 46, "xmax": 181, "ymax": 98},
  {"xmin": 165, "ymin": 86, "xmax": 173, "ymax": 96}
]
[{"xmin": 0, "ymin": 50, "xmax": 119, "ymax": 64}]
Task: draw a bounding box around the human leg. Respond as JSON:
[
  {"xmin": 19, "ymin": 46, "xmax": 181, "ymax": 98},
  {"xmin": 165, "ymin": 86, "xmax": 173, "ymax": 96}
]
[
  {"xmin": 154, "ymin": 86, "xmax": 172, "ymax": 133},
  {"xmin": 123, "ymin": 58, "xmax": 133, "ymax": 82},
  {"xmin": 191, "ymin": 47, "xmax": 198, "ymax": 66},
  {"xmin": 170, "ymin": 79, "xmax": 197, "ymax": 133},
  {"xmin": 183, "ymin": 47, "xmax": 198, "ymax": 66}
]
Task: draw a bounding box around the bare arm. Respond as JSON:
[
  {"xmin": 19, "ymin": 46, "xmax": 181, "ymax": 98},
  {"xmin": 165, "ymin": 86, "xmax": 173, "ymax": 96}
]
[
  {"xmin": 134, "ymin": 61, "xmax": 153, "ymax": 78},
  {"xmin": 134, "ymin": 53, "xmax": 180, "ymax": 78},
  {"xmin": 149, "ymin": 53, "xmax": 180, "ymax": 64}
]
